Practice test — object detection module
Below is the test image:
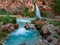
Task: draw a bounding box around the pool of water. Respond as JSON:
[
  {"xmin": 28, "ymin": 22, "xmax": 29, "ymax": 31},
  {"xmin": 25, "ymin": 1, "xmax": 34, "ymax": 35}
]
[{"xmin": 4, "ymin": 18, "xmax": 41, "ymax": 45}]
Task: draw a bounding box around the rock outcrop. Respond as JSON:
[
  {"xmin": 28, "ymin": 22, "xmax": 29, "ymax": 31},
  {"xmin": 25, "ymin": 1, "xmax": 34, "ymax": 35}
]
[
  {"xmin": 0, "ymin": 0, "xmax": 55, "ymax": 14},
  {"xmin": 0, "ymin": 0, "xmax": 34, "ymax": 14}
]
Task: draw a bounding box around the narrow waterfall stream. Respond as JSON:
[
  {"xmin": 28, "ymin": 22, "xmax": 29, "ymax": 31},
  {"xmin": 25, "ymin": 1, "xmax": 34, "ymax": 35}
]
[{"xmin": 35, "ymin": 4, "xmax": 42, "ymax": 19}]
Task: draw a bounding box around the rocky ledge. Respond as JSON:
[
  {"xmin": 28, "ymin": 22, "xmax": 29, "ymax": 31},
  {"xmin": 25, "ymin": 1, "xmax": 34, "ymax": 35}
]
[
  {"xmin": 24, "ymin": 19, "xmax": 60, "ymax": 45},
  {"xmin": 0, "ymin": 22, "xmax": 19, "ymax": 44}
]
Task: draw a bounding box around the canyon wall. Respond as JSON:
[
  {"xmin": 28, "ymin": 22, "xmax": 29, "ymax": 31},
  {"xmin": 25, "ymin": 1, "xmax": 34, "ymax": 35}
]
[{"xmin": 0, "ymin": 0, "xmax": 55, "ymax": 14}]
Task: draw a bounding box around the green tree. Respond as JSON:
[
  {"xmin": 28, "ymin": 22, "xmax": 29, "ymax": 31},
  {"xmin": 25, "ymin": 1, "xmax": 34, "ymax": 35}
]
[
  {"xmin": 51, "ymin": 0, "xmax": 60, "ymax": 15},
  {"xmin": 0, "ymin": 9, "xmax": 7, "ymax": 15}
]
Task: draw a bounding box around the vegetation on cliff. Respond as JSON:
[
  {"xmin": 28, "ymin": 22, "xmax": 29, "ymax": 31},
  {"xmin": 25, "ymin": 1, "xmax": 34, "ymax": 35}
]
[
  {"xmin": 0, "ymin": 14, "xmax": 16, "ymax": 24},
  {"xmin": 51, "ymin": 0, "xmax": 60, "ymax": 15}
]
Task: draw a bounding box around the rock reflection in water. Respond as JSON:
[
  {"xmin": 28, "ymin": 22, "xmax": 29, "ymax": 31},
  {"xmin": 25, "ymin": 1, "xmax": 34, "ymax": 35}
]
[{"xmin": 19, "ymin": 43, "xmax": 26, "ymax": 45}]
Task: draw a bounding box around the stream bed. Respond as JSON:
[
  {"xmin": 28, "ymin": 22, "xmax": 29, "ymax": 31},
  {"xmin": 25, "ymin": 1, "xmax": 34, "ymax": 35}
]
[{"xmin": 3, "ymin": 18, "xmax": 41, "ymax": 45}]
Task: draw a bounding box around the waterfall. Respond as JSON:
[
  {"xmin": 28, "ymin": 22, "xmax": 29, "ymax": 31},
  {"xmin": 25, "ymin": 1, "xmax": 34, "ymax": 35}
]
[{"xmin": 35, "ymin": 4, "xmax": 42, "ymax": 19}]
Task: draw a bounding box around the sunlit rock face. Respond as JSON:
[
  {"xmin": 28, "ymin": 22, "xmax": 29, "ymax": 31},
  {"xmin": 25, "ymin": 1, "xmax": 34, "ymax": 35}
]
[
  {"xmin": 36, "ymin": 0, "xmax": 52, "ymax": 12},
  {"xmin": 0, "ymin": 0, "xmax": 34, "ymax": 14},
  {"xmin": 0, "ymin": 0, "xmax": 55, "ymax": 14}
]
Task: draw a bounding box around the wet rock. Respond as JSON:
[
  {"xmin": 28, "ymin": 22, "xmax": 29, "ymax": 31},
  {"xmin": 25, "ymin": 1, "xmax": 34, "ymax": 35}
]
[
  {"xmin": 14, "ymin": 24, "xmax": 19, "ymax": 29},
  {"xmin": 9, "ymin": 24, "xmax": 15, "ymax": 31},
  {"xmin": 24, "ymin": 24, "xmax": 30, "ymax": 30},
  {"xmin": 24, "ymin": 23, "xmax": 35, "ymax": 30},
  {"xmin": 19, "ymin": 43, "xmax": 26, "ymax": 45},
  {"xmin": 47, "ymin": 37, "xmax": 52, "ymax": 43},
  {"xmin": 28, "ymin": 24, "xmax": 35, "ymax": 30}
]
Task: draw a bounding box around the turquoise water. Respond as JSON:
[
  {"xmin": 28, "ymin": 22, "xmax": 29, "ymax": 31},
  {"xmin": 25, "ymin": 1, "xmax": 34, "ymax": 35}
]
[{"xmin": 4, "ymin": 18, "xmax": 41, "ymax": 45}]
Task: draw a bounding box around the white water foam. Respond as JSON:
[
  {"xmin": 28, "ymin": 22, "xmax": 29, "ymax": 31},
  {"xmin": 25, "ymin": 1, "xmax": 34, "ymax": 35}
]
[{"xmin": 13, "ymin": 28, "xmax": 31, "ymax": 36}]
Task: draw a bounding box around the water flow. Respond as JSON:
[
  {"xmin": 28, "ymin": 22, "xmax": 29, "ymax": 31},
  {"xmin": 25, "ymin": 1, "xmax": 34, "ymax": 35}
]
[
  {"xmin": 4, "ymin": 18, "xmax": 41, "ymax": 45},
  {"xmin": 35, "ymin": 4, "xmax": 42, "ymax": 19}
]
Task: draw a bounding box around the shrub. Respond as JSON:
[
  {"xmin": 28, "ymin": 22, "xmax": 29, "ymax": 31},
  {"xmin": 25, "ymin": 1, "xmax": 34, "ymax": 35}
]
[
  {"xmin": 46, "ymin": 20, "xmax": 60, "ymax": 27},
  {"xmin": 35, "ymin": 24, "xmax": 43, "ymax": 30},
  {"xmin": 24, "ymin": 7, "xmax": 35, "ymax": 17},
  {"xmin": 51, "ymin": 0, "xmax": 60, "ymax": 15},
  {"xmin": 0, "ymin": 9, "xmax": 8, "ymax": 15},
  {"xmin": 0, "ymin": 14, "xmax": 16, "ymax": 24}
]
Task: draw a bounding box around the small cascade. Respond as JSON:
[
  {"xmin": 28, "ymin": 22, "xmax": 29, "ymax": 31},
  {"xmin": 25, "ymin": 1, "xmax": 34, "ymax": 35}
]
[
  {"xmin": 35, "ymin": 4, "xmax": 42, "ymax": 19},
  {"xmin": 4, "ymin": 18, "xmax": 41, "ymax": 45}
]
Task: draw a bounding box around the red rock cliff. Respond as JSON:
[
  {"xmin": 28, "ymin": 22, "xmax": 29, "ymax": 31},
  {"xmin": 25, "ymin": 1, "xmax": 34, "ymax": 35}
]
[{"xmin": 0, "ymin": 0, "xmax": 55, "ymax": 14}]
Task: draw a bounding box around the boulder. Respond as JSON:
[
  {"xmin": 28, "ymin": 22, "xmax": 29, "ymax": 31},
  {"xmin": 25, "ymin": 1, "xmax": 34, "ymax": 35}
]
[
  {"xmin": 31, "ymin": 19, "xmax": 47, "ymax": 26},
  {"xmin": 2, "ymin": 25, "xmax": 8, "ymax": 31},
  {"xmin": 42, "ymin": 25, "xmax": 48, "ymax": 35},
  {"xmin": 14, "ymin": 24, "xmax": 19, "ymax": 29},
  {"xmin": 42, "ymin": 24, "xmax": 57, "ymax": 35},
  {"xmin": 9, "ymin": 24, "xmax": 15, "ymax": 31},
  {"xmin": 24, "ymin": 23, "xmax": 35, "ymax": 30},
  {"xmin": 41, "ymin": 25, "xmax": 51, "ymax": 35}
]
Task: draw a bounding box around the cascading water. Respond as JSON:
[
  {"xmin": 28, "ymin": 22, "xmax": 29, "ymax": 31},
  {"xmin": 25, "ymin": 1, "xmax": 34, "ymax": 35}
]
[
  {"xmin": 4, "ymin": 18, "xmax": 41, "ymax": 45},
  {"xmin": 35, "ymin": 4, "xmax": 42, "ymax": 19},
  {"xmin": 3, "ymin": 4, "xmax": 42, "ymax": 45}
]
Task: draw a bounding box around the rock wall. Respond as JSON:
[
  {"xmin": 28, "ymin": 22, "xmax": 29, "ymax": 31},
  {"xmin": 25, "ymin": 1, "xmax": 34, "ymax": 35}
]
[
  {"xmin": 36, "ymin": 0, "xmax": 53, "ymax": 12},
  {"xmin": 0, "ymin": 0, "xmax": 55, "ymax": 14}
]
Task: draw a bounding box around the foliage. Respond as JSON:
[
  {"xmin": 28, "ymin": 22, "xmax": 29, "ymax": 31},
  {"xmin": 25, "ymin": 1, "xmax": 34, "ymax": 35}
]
[
  {"xmin": 11, "ymin": 17, "xmax": 16, "ymax": 24},
  {"xmin": 32, "ymin": 0, "xmax": 36, "ymax": 3},
  {"xmin": 0, "ymin": 14, "xmax": 16, "ymax": 24},
  {"xmin": 36, "ymin": 18, "xmax": 40, "ymax": 20},
  {"xmin": 34, "ymin": 23, "xmax": 44, "ymax": 36},
  {"xmin": 40, "ymin": 10, "xmax": 47, "ymax": 17},
  {"xmin": 0, "ymin": 14, "xmax": 16, "ymax": 41},
  {"xmin": 23, "ymin": 7, "xmax": 29, "ymax": 16},
  {"xmin": 46, "ymin": 19, "xmax": 60, "ymax": 27},
  {"xmin": 51, "ymin": 0, "xmax": 60, "ymax": 15},
  {"xmin": 23, "ymin": 7, "xmax": 36, "ymax": 17},
  {"xmin": 0, "ymin": 9, "xmax": 8, "ymax": 15},
  {"xmin": 0, "ymin": 31, "xmax": 8, "ymax": 42},
  {"xmin": 35, "ymin": 24, "xmax": 43, "ymax": 30}
]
